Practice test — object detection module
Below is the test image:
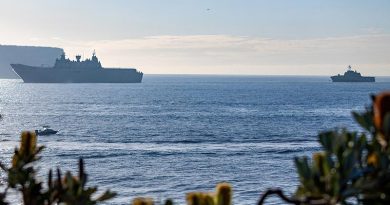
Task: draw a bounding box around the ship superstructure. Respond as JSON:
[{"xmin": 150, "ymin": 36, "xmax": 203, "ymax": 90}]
[
  {"xmin": 331, "ymin": 65, "xmax": 375, "ymax": 82},
  {"xmin": 11, "ymin": 52, "xmax": 143, "ymax": 83}
]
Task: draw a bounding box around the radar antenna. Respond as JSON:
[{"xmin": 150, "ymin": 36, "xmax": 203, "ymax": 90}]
[{"xmin": 348, "ymin": 65, "xmax": 352, "ymax": 71}]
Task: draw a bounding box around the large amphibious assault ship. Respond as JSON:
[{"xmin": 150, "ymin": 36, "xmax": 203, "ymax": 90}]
[
  {"xmin": 11, "ymin": 52, "xmax": 143, "ymax": 83},
  {"xmin": 331, "ymin": 65, "xmax": 375, "ymax": 82}
]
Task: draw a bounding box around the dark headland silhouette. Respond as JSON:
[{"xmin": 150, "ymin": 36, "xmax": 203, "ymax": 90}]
[{"xmin": 0, "ymin": 45, "xmax": 64, "ymax": 79}]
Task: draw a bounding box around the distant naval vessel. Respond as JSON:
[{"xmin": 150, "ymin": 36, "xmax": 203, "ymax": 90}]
[
  {"xmin": 11, "ymin": 51, "xmax": 143, "ymax": 83},
  {"xmin": 331, "ymin": 65, "xmax": 375, "ymax": 82}
]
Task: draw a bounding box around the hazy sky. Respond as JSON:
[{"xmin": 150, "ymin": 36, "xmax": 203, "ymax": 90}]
[{"xmin": 1, "ymin": 0, "xmax": 390, "ymax": 75}]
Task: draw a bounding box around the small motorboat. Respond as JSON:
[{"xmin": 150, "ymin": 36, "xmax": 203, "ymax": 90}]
[{"xmin": 35, "ymin": 126, "xmax": 58, "ymax": 136}]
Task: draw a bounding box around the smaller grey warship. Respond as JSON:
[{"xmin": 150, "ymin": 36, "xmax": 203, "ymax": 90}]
[
  {"xmin": 11, "ymin": 51, "xmax": 143, "ymax": 83},
  {"xmin": 331, "ymin": 65, "xmax": 375, "ymax": 82}
]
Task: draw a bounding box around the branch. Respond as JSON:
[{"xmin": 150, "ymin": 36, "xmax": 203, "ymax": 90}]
[{"xmin": 258, "ymin": 189, "xmax": 300, "ymax": 205}]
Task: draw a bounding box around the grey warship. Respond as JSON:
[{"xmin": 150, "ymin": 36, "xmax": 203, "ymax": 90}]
[
  {"xmin": 11, "ymin": 51, "xmax": 143, "ymax": 83},
  {"xmin": 331, "ymin": 65, "xmax": 375, "ymax": 82}
]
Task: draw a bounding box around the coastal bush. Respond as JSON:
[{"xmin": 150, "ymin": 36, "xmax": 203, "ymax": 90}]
[
  {"xmin": 0, "ymin": 91, "xmax": 389, "ymax": 205},
  {"xmin": 258, "ymin": 91, "xmax": 390, "ymax": 204},
  {"xmin": 288, "ymin": 92, "xmax": 390, "ymax": 205},
  {"xmin": 0, "ymin": 131, "xmax": 116, "ymax": 205}
]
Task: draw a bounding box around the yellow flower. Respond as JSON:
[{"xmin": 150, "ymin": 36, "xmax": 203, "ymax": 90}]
[
  {"xmin": 367, "ymin": 153, "xmax": 379, "ymax": 167},
  {"xmin": 11, "ymin": 154, "xmax": 19, "ymax": 168},
  {"xmin": 186, "ymin": 193, "xmax": 201, "ymax": 205},
  {"xmin": 20, "ymin": 131, "xmax": 37, "ymax": 155},
  {"xmin": 186, "ymin": 192, "xmax": 215, "ymax": 205},
  {"xmin": 312, "ymin": 152, "xmax": 329, "ymax": 175},
  {"xmin": 132, "ymin": 197, "xmax": 154, "ymax": 205},
  {"xmin": 216, "ymin": 183, "xmax": 232, "ymax": 205}
]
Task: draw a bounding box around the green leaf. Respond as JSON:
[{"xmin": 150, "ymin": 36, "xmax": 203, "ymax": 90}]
[
  {"xmin": 96, "ymin": 190, "xmax": 117, "ymax": 202},
  {"xmin": 319, "ymin": 131, "xmax": 334, "ymax": 153},
  {"xmin": 352, "ymin": 111, "xmax": 373, "ymax": 132},
  {"xmin": 295, "ymin": 157, "xmax": 311, "ymax": 181}
]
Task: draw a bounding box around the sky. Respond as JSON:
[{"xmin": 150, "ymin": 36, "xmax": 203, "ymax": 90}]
[{"xmin": 1, "ymin": 0, "xmax": 390, "ymax": 75}]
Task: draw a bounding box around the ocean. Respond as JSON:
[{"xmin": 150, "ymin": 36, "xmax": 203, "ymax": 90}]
[{"xmin": 0, "ymin": 75, "xmax": 389, "ymax": 204}]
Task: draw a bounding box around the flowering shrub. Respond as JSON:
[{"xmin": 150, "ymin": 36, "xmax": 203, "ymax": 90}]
[
  {"xmin": 289, "ymin": 91, "xmax": 390, "ymax": 205},
  {"xmin": 0, "ymin": 131, "xmax": 116, "ymax": 205}
]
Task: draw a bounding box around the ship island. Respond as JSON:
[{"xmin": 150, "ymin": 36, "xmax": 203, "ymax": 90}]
[
  {"xmin": 11, "ymin": 51, "xmax": 143, "ymax": 83},
  {"xmin": 331, "ymin": 65, "xmax": 375, "ymax": 82}
]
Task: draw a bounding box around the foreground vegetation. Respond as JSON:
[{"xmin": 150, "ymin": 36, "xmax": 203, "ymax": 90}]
[{"xmin": 0, "ymin": 91, "xmax": 389, "ymax": 204}]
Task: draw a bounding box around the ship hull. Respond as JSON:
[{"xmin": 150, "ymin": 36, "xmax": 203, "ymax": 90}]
[
  {"xmin": 331, "ymin": 76, "xmax": 375, "ymax": 82},
  {"xmin": 11, "ymin": 64, "xmax": 143, "ymax": 83}
]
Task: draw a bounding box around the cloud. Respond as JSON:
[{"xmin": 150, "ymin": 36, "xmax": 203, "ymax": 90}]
[{"xmin": 6, "ymin": 34, "xmax": 390, "ymax": 75}]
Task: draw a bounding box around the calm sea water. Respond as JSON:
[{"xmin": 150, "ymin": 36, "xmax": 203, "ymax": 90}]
[{"xmin": 1, "ymin": 75, "xmax": 389, "ymax": 204}]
